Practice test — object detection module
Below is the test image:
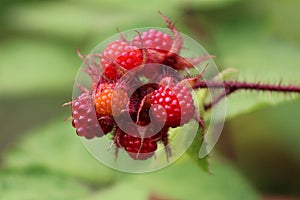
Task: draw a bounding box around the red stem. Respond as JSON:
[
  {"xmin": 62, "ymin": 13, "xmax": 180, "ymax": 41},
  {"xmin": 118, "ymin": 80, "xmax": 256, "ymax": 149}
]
[
  {"xmin": 194, "ymin": 81, "xmax": 300, "ymax": 93},
  {"xmin": 193, "ymin": 80, "xmax": 300, "ymax": 110},
  {"xmin": 204, "ymin": 88, "xmax": 230, "ymax": 110}
]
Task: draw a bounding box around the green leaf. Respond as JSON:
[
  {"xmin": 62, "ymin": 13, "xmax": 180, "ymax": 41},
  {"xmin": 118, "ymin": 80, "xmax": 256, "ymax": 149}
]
[
  {"xmin": 0, "ymin": 38, "xmax": 77, "ymax": 96},
  {"xmin": 262, "ymin": 0, "xmax": 300, "ymax": 43},
  {"xmin": 87, "ymin": 157, "xmax": 258, "ymax": 200},
  {"xmin": 84, "ymin": 181, "xmax": 149, "ymax": 200},
  {"xmin": 229, "ymin": 100, "xmax": 300, "ymax": 163},
  {"xmin": 0, "ymin": 171, "xmax": 90, "ymax": 200},
  {"xmin": 214, "ymin": 68, "xmax": 239, "ymax": 81},
  {"xmin": 139, "ymin": 157, "xmax": 258, "ymax": 200},
  {"xmin": 2, "ymin": 2, "xmax": 137, "ymax": 41},
  {"xmin": 2, "ymin": 1, "xmax": 177, "ymax": 44},
  {"xmin": 2, "ymin": 119, "xmax": 258, "ymax": 199},
  {"xmin": 226, "ymin": 100, "xmax": 300, "ymax": 192},
  {"xmin": 2, "ymin": 119, "xmax": 120, "ymax": 184},
  {"xmin": 213, "ymin": 19, "xmax": 300, "ymax": 118},
  {"xmin": 186, "ymin": 128, "xmax": 210, "ymax": 173},
  {"xmin": 1, "ymin": 0, "xmax": 241, "ymax": 45}
]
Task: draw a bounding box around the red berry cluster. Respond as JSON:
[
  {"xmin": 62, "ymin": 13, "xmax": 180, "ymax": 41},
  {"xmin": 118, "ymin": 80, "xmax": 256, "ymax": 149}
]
[{"xmin": 68, "ymin": 13, "xmax": 205, "ymax": 160}]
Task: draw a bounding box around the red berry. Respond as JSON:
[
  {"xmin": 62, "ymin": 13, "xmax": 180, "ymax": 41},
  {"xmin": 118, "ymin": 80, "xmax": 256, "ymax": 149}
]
[
  {"xmin": 94, "ymin": 83, "xmax": 128, "ymax": 117},
  {"xmin": 72, "ymin": 93, "xmax": 107, "ymax": 139},
  {"xmin": 94, "ymin": 83, "xmax": 114, "ymax": 116},
  {"xmin": 118, "ymin": 130, "xmax": 158, "ymax": 160},
  {"xmin": 133, "ymin": 29, "xmax": 172, "ymax": 50},
  {"xmin": 101, "ymin": 40, "xmax": 143, "ymax": 80},
  {"xmin": 150, "ymin": 84, "xmax": 195, "ymax": 127}
]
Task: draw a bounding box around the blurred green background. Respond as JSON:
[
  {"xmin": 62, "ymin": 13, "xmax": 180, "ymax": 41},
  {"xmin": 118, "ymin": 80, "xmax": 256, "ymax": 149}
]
[{"xmin": 0, "ymin": 0, "xmax": 300, "ymax": 199}]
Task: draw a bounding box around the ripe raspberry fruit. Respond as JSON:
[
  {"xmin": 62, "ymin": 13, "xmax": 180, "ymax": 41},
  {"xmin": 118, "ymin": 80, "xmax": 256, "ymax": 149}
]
[
  {"xmin": 150, "ymin": 84, "xmax": 195, "ymax": 128},
  {"xmin": 118, "ymin": 130, "xmax": 158, "ymax": 160},
  {"xmin": 72, "ymin": 93, "xmax": 104, "ymax": 139},
  {"xmin": 101, "ymin": 40, "xmax": 143, "ymax": 80},
  {"xmin": 94, "ymin": 83, "xmax": 128, "ymax": 117},
  {"xmin": 133, "ymin": 29, "xmax": 172, "ymax": 50}
]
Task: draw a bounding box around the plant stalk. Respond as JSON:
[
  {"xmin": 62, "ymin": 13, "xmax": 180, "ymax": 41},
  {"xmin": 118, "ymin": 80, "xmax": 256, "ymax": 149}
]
[{"xmin": 193, "ymin": 80, "xmax": 300, "ymax": 110}]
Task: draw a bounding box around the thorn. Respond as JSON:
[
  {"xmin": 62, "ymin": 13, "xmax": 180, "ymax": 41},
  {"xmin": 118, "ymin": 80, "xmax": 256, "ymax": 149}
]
[
  {"xmin": 199, "ymin": 63, "xmax": 209, "ymax": 77},
  {"xmin": 77, "ymin": 50, "xmax": 102, "ymax": 82},
  {"xmin": 158, "ymin": 11, "xmax": 173, "ymax": 29},
  {"xmin": 134, "ymin": 30, "xmax": 147, "ymax": 65},
  {"xmin": 158, "ymin": 11, "xmax": 182, "ymax": 55},
  {"xmin": 188, "ymin": 55, "xmax": 215, "ymax": 67},
  {"xmin": 114, "ymin": 146, "xmax": 119, "ymax": 162},
  {"xmin": 116, "ymin": 27, "xmax": 128, "ymax": 42},
  {"xmin": 178, "ymin": 63, "xmax": 208, "ymax": 88},
  {"xmin": 76, "ymin": 49, "xmax": 82, "ymax": 58},
  {"xmin": 75, "ymin": 83, "xmax": 90, "ymax": 94},
  {"xmin": 64, "ymin": 116, "xmax": 73, "ymax": 122},
  {"xmin": 184, "ymin": 67, "xmax": 191, "ymax": 77},
  {"xmin": 108, "ymin": 140, "xmax": 115, "ymax": 151},
  {"xmin": 62, "ymin": 101, "xmax": 73, "ymax": 107}
]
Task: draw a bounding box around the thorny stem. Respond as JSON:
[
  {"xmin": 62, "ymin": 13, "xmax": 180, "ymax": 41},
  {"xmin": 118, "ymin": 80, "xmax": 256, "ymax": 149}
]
[
  {"xmin": 193, "ymin": 80, "xmax": 300, "ymax": 110},
  {"xmin": 204, "ymin": 88, "xmax": 231, "ymax": 111}
]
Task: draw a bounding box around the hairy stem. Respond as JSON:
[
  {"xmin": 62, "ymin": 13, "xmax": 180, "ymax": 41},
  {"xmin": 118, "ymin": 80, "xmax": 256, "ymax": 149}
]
[
  {"xmin": 204, "ymin": 88, "xmax": 230, "ymax": 110},
  {"xmin": 193, "ymin": 80, "xmax": 300, "ymax": 110}
]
